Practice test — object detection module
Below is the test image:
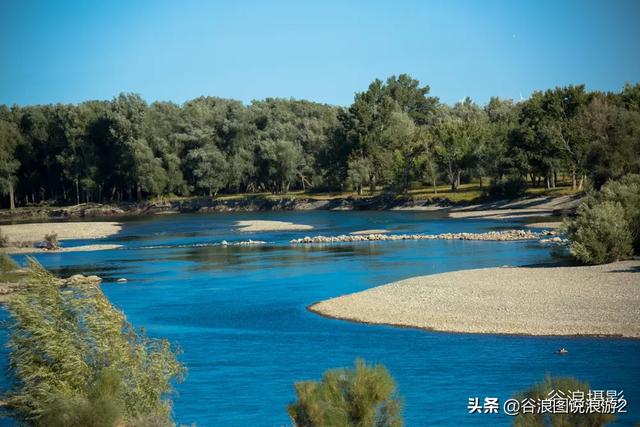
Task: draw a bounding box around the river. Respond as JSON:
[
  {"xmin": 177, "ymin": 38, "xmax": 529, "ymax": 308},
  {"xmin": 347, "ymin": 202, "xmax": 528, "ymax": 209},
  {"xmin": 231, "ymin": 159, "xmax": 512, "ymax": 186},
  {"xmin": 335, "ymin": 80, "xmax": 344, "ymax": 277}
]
[{"xmin": 2, "ymin": 211, "xmax": 639, "ymax": 426}]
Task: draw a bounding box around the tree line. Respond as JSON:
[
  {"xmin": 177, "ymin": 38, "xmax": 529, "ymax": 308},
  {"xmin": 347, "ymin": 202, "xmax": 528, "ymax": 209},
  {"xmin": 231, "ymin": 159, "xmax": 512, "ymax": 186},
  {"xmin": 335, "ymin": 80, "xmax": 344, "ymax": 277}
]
[{"xmin": 1, "ymin": 75, "xmax": 639, "ymax": 208}]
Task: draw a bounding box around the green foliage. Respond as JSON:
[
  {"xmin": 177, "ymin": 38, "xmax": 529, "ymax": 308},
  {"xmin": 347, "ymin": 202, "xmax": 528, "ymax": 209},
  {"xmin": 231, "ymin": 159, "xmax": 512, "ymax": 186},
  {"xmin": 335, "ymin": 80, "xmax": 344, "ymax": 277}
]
[
  {"xmin": 564, "ymin": 200, "xmax": 633, "ymax": 265},
  {"xmin": 0, "ymin": 227, "xmax": 9, "ymax": 247},
  {"xmin": 37, "ymin": 368, "xmax": 125, "ymax": 427},
  {"xmin": 0, "ymin": 77, "xmax": 639, "ymax": 206},
  {"xmin": 287, "ymin": 359, "xmax": 403, "ymax": 427},
  {"xmin": 596, "ymin": 174, "xmax": 640, "ymax": 251},
  {"xmin": 186, "ymin": 145, "xmax": 228, "ymax": 196},
  {"xmin": 485, "ymin": 175, "xmax": 527, "ymax": 199},
  {"xmin": 4, "ymin": 259, "xmax": 185, "ymax": 425},
  {"xmin": 564, "ymin": 174, "xmax": 640, "ymax": 264},
  {"xmin": 0, "ymin": 251, "xmax": 17, "ymax": 273},
  {"xmin": 513, "ymin": 376, "xmax": 615, "ymax": 427},
  {"xmin": 346, "ymin": 157, "xmax": 373, "ymax": 195}
]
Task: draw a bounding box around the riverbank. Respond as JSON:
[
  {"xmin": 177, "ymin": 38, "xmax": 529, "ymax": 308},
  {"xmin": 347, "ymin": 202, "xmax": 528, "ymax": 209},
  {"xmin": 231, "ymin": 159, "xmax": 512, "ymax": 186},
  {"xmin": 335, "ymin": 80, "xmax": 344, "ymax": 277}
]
[
  {"xmin": 1, "ymin": 221, "xmax": 121, "ymax": 242},
  {"xmin": 4, "ymin": 244, "xmax": 123, "ymax": 254},
  {"xmin": 310, "ymin": 260, "xmax": 640, "ymax": 338},
  {"xmin": 0, "ymin": 190, "xmax": 581, "ymax": 221}
]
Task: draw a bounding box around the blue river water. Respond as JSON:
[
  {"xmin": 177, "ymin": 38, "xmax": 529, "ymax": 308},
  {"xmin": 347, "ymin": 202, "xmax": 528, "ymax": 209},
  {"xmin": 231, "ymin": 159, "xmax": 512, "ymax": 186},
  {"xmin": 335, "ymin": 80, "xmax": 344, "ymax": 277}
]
[{"xmin": 1, "ymin": 211, "xmax": 639, "ymax": 426}]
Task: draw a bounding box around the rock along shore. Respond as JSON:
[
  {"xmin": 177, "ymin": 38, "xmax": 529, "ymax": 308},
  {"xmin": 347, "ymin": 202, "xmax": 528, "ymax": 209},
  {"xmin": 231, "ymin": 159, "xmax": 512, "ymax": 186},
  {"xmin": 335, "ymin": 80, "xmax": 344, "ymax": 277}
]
[{"xmin": 290, "ymin": 229, "xmax": 561, "ymax": 245}]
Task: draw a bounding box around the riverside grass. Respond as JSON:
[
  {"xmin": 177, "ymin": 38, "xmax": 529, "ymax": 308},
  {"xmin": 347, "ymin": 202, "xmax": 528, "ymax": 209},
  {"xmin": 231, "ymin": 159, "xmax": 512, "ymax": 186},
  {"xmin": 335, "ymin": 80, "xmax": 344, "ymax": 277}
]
[{"xmin": 2, "ymin": 258, "xmax": 185, "ymax": 426}]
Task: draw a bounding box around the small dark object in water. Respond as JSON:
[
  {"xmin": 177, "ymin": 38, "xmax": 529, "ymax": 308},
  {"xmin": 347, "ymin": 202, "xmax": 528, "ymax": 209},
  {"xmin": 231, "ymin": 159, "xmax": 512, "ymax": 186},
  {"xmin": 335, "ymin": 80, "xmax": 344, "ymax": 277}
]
[{"xmin": 555, "ymin": 348, "xmax": 569, "ymax": 355}]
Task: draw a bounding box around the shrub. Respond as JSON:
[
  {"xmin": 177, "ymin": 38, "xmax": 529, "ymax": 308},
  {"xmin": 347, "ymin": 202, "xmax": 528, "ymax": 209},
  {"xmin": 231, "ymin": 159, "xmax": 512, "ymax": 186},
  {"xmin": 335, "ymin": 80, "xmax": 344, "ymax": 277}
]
[
  {"xmin": 513, "ymin": 376, "xmax": 615, "ymax": 427},
  {"xmin": 0, "ymin": 227, "xmax": 9, "ymax": 248},
  {"xmin": 4, "ymin": 258, "xmax": 185, "ymax": 425},
  {"xmin": 288, "ymin": 359, "xmax": 403, "ymax": 427},
  {"xmin": 596, "ymin": 174, "xmax": 640, "ymax": 252},
  {"xmin": 485, "ymin": 176, "xmax": 527, "ymax": 199},
  {"xmin": 44, "ymin": 232, "xmax": 59, "ymax": 250},
  {"xmin": 38, "ymin": 368, "xmax": 125, "ymax": 427},
  {"xmin": 563, "ymin": 201, "xmax": 633, "ymax": 265},
  {"xmin": 563, "ymin": 173, "xmax": 640, "ymax": 264},
  {"xmin": 0, "ymin": 251, "xmax": 18, "ymax": 273}
]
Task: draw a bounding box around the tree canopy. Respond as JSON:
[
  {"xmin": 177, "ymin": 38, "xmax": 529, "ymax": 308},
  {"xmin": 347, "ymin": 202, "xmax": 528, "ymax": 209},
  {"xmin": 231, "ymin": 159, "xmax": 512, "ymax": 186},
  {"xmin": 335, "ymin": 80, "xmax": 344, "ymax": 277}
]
[{"xmin": 0, "ymin": 76, "xmax": 639, "ymax": 208}]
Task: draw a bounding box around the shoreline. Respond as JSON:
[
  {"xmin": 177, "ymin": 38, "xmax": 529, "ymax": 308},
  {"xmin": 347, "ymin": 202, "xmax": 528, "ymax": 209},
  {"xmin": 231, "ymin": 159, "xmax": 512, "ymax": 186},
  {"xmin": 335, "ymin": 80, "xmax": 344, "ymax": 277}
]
[
  {"xmin": 0, "ymin": 221, "xmax": 122, "ymax": 242},
  {"xmin": 309, "ymin": 260, "xmax": 640, "ymax": 338},
  {"xmin": 0, "ymin": 194, "xmax": 580, "ymax": 222},
  {"xmin": 307, "ymin": 304, "xmax": 633, "ymax": 340},
  {"xmin": 1, "ymin": 222, "xmax": 122, "ymax": 254},
  {"xmin": 3, "ymin": 244, "xmax": 123, "ymax": 254}
]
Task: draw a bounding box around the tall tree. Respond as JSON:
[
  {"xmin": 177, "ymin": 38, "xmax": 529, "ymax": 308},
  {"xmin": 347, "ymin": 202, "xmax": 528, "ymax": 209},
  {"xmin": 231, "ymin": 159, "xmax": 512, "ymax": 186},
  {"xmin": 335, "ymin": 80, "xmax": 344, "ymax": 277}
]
[{"xmin": 0, "ymin": 113, "xmax": 23, "ymax": 209}]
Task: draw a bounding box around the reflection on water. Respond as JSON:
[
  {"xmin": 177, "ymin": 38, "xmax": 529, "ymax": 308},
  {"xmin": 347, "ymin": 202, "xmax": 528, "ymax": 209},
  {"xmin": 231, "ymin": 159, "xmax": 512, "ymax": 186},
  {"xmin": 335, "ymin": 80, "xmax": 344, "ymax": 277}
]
[{"xmin": 2, "ymin": 211, "xmax": 639, "ymax": 427}]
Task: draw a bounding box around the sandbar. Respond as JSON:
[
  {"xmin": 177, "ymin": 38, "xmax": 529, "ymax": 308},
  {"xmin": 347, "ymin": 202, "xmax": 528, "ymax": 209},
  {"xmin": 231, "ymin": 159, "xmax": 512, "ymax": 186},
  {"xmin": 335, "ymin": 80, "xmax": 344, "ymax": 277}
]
[{"xmin": 310, "ymin": 260, "xmax": 640, "ymax": 337}]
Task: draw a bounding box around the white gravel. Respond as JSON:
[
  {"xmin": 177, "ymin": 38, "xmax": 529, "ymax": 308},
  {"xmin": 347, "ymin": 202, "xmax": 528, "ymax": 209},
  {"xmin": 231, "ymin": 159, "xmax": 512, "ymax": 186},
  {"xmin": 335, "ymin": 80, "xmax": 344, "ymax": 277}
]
[
  {"xmin": 4, "ymin": 244, "xmax": 122, "ymax": 254},
  {"xmin": 526, "ymin": 222, "xmax": 562, "ymax": 229},
  {"xmin": 235, "ymin": 220, "xmax": 314, "ymax": 232},
  {"xmin": 0, "ymin": 222, "xmax": 121, "ymax": 242},
  {"xmin": 350, "ymin": 229, "xmax": 390, "ymax": 235},
  {"xmin": 311, "ymin": 260, "xmax": 640, "ymax": 338}
]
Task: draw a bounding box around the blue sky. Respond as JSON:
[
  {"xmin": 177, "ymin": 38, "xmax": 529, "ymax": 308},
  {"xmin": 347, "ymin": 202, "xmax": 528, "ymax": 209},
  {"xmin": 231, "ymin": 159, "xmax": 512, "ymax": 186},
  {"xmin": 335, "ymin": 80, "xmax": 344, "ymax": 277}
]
[{"xmin": 1, "ymin": 0, "xmax": 639, "ymax": 107}]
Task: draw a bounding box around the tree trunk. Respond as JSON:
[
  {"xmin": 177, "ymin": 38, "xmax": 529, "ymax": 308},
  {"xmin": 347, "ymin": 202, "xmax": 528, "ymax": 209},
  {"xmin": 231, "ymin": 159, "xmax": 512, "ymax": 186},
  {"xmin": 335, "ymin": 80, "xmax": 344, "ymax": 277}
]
[
  {"xmin": 578, "ymin": 174, "xmax": 585, "ymax": 190},
  {"xmin": 370, "ymin": 175, "xmax": 377, "ymax": 192},
  {"xmin": 571, "ymin": 169, "xmax": 577, "ymax": 190},
  {"xmin": 75, "ymin": 178, "xmax": 80, "ymax": 205},
  {"xmin": 479, "ymin": 176, "xmax": 483, "ymax": 189},
  {"xmin": 9, "ymin": 181, "xmax": 15, "ymax": 210},
  {"xmin": 433, "ymin": 178, "xmax": 437, "ymax": 195},
  {"xmin": 451, "ymin": 170, "xmax": 460, "ymax": 192}
]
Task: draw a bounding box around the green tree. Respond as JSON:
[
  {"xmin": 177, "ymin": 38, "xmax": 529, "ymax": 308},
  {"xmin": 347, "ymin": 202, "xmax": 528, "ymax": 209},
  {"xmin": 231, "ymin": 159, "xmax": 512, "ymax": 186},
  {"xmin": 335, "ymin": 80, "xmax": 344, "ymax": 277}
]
[
  {"xmin": 434, "ymin": 99, "xmax": 484, "ymax": 191},
  {"xmin": 383, "ymin": 111, "xmax": 419, "ymax": 194},
  {"xmin": 288, "ymin": 359, "xmax": 403, "ymax": 427},
  {"xmin": 256, "ymin": 139, "xmax": 306, "ymax": 194},
  {"xmin": 346, "ymin": 157, "xmax": 373, "ymax": 195},
  {"xmin": 0, "ymin": 116, "xmax": 23, "ymax": 209},
  {"xmin": 482, "ymin": 97, "xmax": 517, "ymax": 186},
  {"xmin": 186, "ymin": 145, "xmax": 228, "ymax": 196}
]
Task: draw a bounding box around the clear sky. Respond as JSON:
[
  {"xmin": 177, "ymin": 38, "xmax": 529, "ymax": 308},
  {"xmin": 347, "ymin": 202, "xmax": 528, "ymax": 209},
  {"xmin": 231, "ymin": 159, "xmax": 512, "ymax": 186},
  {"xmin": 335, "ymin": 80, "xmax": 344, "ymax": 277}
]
[{"xmin": 1, "ymin": 0, "xmax": 639, "ymax": 107}]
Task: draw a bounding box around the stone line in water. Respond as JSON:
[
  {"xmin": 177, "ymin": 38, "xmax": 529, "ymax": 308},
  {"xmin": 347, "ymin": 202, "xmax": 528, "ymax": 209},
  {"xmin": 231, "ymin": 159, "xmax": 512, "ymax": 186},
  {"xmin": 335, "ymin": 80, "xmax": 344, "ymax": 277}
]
[{"xmin": 290, "ymin": 229, "xmax": 562, "ymax": 245}]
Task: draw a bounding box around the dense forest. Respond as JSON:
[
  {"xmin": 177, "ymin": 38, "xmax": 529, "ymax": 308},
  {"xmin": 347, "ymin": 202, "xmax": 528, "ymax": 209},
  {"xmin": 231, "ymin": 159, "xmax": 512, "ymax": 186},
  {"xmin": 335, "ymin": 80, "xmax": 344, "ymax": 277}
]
[{"xmin": 1, "ymin": 74, "xmax": 639, "ymax": 209}]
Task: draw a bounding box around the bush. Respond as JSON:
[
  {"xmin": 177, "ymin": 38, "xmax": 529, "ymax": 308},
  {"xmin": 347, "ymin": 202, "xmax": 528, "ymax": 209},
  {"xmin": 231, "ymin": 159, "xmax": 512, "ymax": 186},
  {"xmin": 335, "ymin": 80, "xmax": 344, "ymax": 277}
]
[
  {"xmin": 485, "ymin": 176, "xmax": 527, "ymax": 199},
  {"xmin": 563, "ymin": 174, "xmax": 640, "ymax": 264},
  {"xmin": 44, "ymin": 232, "xmax": 59, "ymax": 250},
  {"xmin": 4, "ymin": 259, "xmax": 185, "ymax": 425},
  {"xmin": 38, "ymin": 368, "xmax": 125, "ymax": 427},
  {"xmin": 513, "ymin": 376, "xmax": 614, "ymax": 427},
  {"xmin": 0, "ymin": 251, "xmax": 18, "ymax": 273},
  {"xmin": 596, "ymin": 174, "xmax": 640, "ymax": 252},
  {"xmin": 0, "ymin": 227, "xmax": 9, "ymax": 248},
  {"xmin": 563, "ymin": 201, "xmax": 633, "ymax": 265},
  {"xmin": 288, "ymin": 359, "xmax": 403, "ymax": 427}
]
